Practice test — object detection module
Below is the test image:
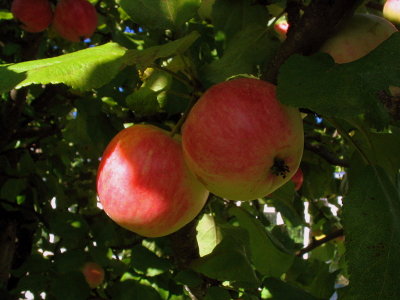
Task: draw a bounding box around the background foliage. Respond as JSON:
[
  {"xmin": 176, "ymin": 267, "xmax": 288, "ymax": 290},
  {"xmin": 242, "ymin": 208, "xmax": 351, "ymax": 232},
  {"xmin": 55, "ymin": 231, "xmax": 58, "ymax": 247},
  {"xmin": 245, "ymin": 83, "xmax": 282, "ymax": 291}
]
[{"xmin": 0, "ymin": 0, "xmax": 399, "ymax": 299}]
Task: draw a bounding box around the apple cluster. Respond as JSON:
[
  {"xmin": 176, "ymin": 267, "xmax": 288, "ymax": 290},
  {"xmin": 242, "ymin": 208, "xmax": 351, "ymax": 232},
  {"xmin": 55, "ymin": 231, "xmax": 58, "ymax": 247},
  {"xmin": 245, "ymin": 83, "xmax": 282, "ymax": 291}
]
[
  {"xmin": 96, "ymin": 11, "xmax": 400, "ymax": 239},
  {"xmin": 96, "ymin": 78, "xmax": 305, "ymax": 238},
  {"xmin": 11, "ymin": 0, "xmax": 98, "ymax": 42}
]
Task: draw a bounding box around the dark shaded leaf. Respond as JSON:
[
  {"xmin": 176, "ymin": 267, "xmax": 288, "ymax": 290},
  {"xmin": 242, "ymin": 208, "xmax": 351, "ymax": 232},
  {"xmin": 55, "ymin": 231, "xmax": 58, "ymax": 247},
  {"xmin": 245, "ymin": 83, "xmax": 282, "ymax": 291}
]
[{"xmin": 278, "ymin": 33, "xmax": 400, "ymax": 128}]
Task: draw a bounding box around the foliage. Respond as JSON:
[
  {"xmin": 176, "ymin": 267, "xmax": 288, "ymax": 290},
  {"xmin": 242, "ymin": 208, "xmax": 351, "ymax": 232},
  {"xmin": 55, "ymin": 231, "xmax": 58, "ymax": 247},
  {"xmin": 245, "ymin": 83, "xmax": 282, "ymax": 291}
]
[{"xmin": 0, "ymin": 0, "xmax": 399, "ymax": 299}]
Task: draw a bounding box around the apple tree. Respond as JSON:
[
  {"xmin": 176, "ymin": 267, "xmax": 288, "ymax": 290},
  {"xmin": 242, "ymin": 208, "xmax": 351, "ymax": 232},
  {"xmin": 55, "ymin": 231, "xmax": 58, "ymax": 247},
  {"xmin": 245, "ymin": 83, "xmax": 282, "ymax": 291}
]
[{"xmin": 1, "ymin": 0, "xmax": 400, "ymax": 299}]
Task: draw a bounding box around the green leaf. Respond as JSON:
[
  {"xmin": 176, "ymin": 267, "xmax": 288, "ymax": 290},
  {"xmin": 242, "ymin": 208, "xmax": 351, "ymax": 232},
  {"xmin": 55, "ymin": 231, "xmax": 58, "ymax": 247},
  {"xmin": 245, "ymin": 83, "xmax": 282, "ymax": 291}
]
[
  {"xmin": 54, "ymin": 250, "xmax": 87, "ymax": 274},
  {"xmin": 196, "ymin": 213, "xmax": 222, "ymax": 257},
  {"xmin": 263, "ymin": 278, "xmax": 320, "ymax": 300},
  {"xmin": 342, "ymin": 162, "xmax": 400, "ymax": 299},
  {"xmin": 0, "ymin": 178, "xmax": 27, "ymax": 202},
  {"xmin": 0, "ymin": 43, "xmax": 127, "ymax": 92},
  {"xmin": 229, "ymin": 207, "xmax": 294, "ymax": 278},
  {"xmin": 131, "ymin": 244, "xmax": 172, "ymax": 277},
  {"xmin": 269, "ymin": 182, "xmax": 304, "ymax": 227},
  {"xmin": 202, "ymin": 25, "xmax": 279, "ymax": 84},
  {"xmin": 277, "ymin": 33, "xmax": 400, "ymax": 127},
  {"xmin": 305, "ymin": 264, "xmax": 338, "ymax": 299},
  {"xmin": 191, "ymin": 235, "xmax": 259, "ymax": 286},
  {"xmin": 0, "ymin": 64, "xmax": 26, "ymax": 93},
  {"xmin": 63, "ymin": 98, "xmax": 117, "ymax": 157},
  {"xmin": 47, "ymin": 211, "xmax": 89, "ymax": 246},
  {"xmin": 118, "ymin": 0, "xmax": 201, "ymax": 30},
  {"xmin": 350, "ymin": 122, "xmax": 400, "ymax": 182},
  {"xmin": 50, "ymin": 271, "xmax": 90, "ymax": 300},
  {"xmin": 125, "ymin": 31, "xmax": 200, "ymax": 69},
  {"xmin": 0, "ymin": 10, "xmax": 13, "ymax": 20},
  {"xmin": 174, "ymin": 269, "xmax": 202, "ymax": 287},
  {"xmin": 126, "ymin": 86, "xmax": 163, "ymax": 116},
  {"xmin": 212, "ymin": 0, "xmax": 269, "ymax": 42},
  {"xmin": 109, "ymin": 280, "xmax": 163, "ymax": 300},
  {"xmin": 285, "ymin": 258, "xmax": 338, "ymax": 299},
  {"xmin": 301, "ymin": 156, "xmax": 336, "ymax": 200},
  {"xmin": 204, "ymin": 286, "xmax": 231, "ymax": 300}
]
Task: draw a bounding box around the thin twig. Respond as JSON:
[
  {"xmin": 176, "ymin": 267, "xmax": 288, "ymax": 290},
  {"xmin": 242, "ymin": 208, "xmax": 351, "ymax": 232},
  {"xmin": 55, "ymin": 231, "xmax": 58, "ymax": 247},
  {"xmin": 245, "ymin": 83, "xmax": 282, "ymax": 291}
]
[
  {"xmin": 296, "ymin": 228, "xmax": 344, "ymax": 257},
  {"xmin": 169, "ymin": 93, "xmax": 200, "ymax": 138},
  {"xmin": 304, "ymin": 141, "xmax": 349, "ymax": 167}
]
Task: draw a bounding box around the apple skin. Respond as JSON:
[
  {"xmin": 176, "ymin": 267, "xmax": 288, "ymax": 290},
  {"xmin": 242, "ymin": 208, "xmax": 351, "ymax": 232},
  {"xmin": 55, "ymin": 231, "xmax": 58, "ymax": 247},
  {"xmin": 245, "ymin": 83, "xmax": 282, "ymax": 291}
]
[
  {"xmin": 320, "ymin": 13, "xmax": 397, "ymax": 64},
  {"xmin": 182, "ymin": 78, "xmax": 304, "ymax": 201},
  {"xmin": 384, "ymin": 0, "xmax": 400, "ymax": 24},
  {"xmin": 274, "ymin": 20, "xmax": 289, "ymax": 41},
  {"xmin": 96, "ymin": 125, "xmax": 209, "ymax": 237},
  {"xmin": 81, "ymin": 262, "xmax": 104, "ymax": 289},
  {"xmin": 291, "ymin": 167, "xmax": 303, "ymax": 191},
  {"xmin": 11, "ymin": 0, "xmax": 53, "ymax": 33},
  {"xmin": 52, "ymin": 0, "xmax": 98, "ymax": 42}
]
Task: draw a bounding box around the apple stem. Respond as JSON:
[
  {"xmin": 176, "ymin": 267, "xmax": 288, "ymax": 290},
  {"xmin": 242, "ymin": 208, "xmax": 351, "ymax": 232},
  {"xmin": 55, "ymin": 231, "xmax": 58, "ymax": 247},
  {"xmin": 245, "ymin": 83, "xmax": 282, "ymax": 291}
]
[
  {"xmin": 270, "ymin": 157, "xmax": 290, "ymax": 178},
  {"xmin": 170, "ymin": 92, "xmax": 201, "ymax": 137}
]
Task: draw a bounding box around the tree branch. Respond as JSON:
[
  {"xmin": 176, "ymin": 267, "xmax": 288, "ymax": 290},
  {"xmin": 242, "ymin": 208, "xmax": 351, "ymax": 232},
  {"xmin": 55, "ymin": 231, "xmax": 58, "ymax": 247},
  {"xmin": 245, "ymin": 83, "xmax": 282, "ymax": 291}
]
[
  {"xmin": 169, "ymin": 218, "xmax": 204, "ymax": 300},
  {"xmin": 296, "ymin": 228, "xmax": 344, "ymax": 257},
  {"xmin": 262, "ymin": 0, "xmax": 362, "ymax": 84},
  {"xmin": 377, "ymin": 90, "xmax": 400, "ymax": 122},
  {"xmin": 0, "ymin": 218, "xmax": 17, "ymax": 288},
  {"xmin": 365, "ymin": 1, "xmax": 383, "ymax": 11},
  {"xmin": 304, "ymin": 141, "xmax": 349, "ymax": 167},
  {"xmin": 168, "ymin": 215, "xmax": 219, "ymax": 300}
]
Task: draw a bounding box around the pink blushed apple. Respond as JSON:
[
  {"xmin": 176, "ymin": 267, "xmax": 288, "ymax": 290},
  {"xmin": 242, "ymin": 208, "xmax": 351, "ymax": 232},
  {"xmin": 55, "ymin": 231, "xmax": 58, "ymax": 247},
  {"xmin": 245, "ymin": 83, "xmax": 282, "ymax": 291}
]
[
  {"xmin": 96, "ymin": 125, "xmax": 209, "ymax": 237},
  {"xmin": 82, "ymin": 262, "xmax": 104, "ymax": 289},
  {"xmin": 320, "ymin": 13, "xmax": 397, "ymax": 64},
  {"xmin": 182, "ymin": 78, "xmax": 304, "ymax": 201},
  {"xmin": 291, "ymin": 167, "xmax": 303, "ymax": 191},
  {"xmin": 384, "ymin": 0, "xmax": 400, "ymax": 24}
]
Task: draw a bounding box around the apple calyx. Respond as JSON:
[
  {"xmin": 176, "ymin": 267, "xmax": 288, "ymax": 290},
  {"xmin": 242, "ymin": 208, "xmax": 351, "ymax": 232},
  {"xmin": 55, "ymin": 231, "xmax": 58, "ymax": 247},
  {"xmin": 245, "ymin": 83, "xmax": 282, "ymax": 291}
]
[{"xmin": 270, "ymin": 158, "xmax": 290, "ymax": 178}]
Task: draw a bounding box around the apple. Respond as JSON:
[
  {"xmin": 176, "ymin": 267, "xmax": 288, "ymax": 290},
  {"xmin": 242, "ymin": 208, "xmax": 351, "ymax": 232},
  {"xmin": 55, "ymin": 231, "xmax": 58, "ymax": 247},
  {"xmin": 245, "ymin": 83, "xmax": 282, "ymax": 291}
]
[
  {"xmin": 291, "ymin": 167, "xmax": 303, "ymax": 191},
  {"xmin": 81, "ymin": 262, "xmax": 104, "ymax": 289},
  {"xmin": 11, "ymin": 0, "xmax": 53, "ymax": 33},
  {"xmin": 384, "ymin": 0, "xmax": 400, "ymax": 24},
  {"xmin": 182, "ymin": 78, "xmax": 304, "ymax": 201},
  {"xmin": 320, "ymin": 13, "xmax": 398, "ymax": 64},
  {"xmin": 96, "ymin": 124, "xmax": 209, "ymax": 237},
  {"xmin": 273, "ymin": 20, "xmax": 289, "ymax": 41},
  {"xmin": 52, "ymin": 0, "xmax": 98, "ymax": 42}
]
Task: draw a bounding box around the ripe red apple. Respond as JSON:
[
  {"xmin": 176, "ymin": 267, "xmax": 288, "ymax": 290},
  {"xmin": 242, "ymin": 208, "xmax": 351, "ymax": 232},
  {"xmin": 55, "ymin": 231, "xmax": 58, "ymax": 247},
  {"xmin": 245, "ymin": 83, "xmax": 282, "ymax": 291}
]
[
  {"xmin": 52, "ymin": 0, "xmax": 98, "ymax": 42},
  {"xmin": 96, "ymin": 124, "xmax": 209, "ymax": 237},
  {"xmin": 384, "ymin": 0, "xmax": 400, "ymax": 24},
  {"xmin": 81, "ymin": 262, "xmax": 104, "ymax": 289},
  {"xmin": 320, "ymin": 13, "xmax": 397, "ymax": 64},
  {"xmin": 182, "ymin": 78, "xmax": 304, "ymax": 201},
  {"xmin": 11, "ymin": 0, "xmax": 53, "ymax": 33},
  {"xmin": 291, "ymin": 167, "xmax": 303, "ymax": 191}
]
